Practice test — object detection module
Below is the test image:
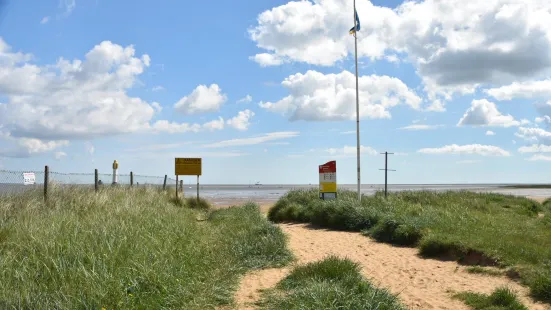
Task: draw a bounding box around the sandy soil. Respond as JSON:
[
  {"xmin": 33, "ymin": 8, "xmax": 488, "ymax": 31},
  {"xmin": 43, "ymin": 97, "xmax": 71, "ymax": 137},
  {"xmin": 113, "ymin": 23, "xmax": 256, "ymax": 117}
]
[
  {"xmin": 234, "ymin": 224, "xmax": 549, "ymax": 310},
  {"xmin": 212, "ymin": 196, "xmax": 551, "ymax": 309}
]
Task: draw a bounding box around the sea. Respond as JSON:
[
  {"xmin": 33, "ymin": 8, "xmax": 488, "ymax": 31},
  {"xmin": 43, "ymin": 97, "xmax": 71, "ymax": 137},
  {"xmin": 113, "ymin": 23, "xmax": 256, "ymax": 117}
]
[{"xmin": 1, "ymin": 183, "xmax": 550, "ymax": 205}]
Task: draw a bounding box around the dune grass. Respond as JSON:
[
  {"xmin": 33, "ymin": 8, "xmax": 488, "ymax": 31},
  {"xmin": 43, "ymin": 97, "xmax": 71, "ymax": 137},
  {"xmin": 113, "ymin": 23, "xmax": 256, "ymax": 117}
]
[
  {"xmin": 258, "ymin": 256, "xmax": 405, "ymax": 310},
  {"xmin": 453, "ymin": 287, "xmax": 528, "ymax": 310},
  {"xmin": 0, "ymin": 186, "xmax": 292, "ymax": 309},
  {"xmin": 268, "ymin": 189, "xmax": 551, "ymax": 303}
]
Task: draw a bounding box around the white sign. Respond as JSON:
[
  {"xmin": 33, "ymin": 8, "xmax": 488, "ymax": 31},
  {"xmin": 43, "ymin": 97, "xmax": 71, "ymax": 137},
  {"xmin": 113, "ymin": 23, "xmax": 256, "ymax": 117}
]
[
  {"xmin": 23, "ymin": 173, "xmax": 36, "ymax": 185},
  {"xmin": 319, "ymin": 172, "xmax": 336, "ymax": 183}
]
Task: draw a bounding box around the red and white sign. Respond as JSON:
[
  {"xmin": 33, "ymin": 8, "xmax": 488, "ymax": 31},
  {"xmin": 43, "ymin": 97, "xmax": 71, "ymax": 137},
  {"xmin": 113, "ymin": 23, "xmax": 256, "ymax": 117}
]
[
  {"xmin": 319, "ymin": 161, "xmax": 337, "ymax": 196},
  {"xmin": 23, "ymin": 173, "xmax": 36, "ymax": 185}
]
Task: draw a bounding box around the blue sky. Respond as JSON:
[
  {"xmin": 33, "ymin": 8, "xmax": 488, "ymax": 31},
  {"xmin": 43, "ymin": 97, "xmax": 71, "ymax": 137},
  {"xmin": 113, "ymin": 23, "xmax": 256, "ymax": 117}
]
[{"xmin": 0, "ymin": 0, "xmax": 550, "ymax": 184}]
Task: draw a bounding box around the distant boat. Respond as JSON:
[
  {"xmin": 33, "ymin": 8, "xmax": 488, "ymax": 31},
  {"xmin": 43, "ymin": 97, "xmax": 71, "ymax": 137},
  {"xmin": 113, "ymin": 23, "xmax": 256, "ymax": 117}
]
[{"xmin": 255, "ymin": 181, "xmax": 262, "ymax": 186}]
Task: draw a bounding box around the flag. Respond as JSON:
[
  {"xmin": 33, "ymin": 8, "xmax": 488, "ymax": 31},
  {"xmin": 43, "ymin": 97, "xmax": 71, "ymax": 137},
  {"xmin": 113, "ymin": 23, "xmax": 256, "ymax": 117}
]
[{"xmin": 349, "ymin": 9, "xmax": 360, "ymax": 35}]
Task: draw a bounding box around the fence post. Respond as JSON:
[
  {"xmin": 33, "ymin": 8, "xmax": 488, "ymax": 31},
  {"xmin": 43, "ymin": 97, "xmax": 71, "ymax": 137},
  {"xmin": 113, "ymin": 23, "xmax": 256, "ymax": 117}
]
[
  {"xmin": 163, "ymin": 175, "xmax": 167, "ymax": 191},
  {"xmin": 130, "ymin": 171, "xmax": 134, "ymax": 187},
  {"xmin": 175, "ymin": 175, "xmax": 179, "ymax": 198},
  {"xmin": 94, "ymin": 169, "xmax": 98, "ymax": 192},
  {"xmin": 44, "ymin": 165, "xmax": 49, "ymax": 202},
  {"xmin": 180, "ymin": 180, "xmax": 183, "ymax": 193}
]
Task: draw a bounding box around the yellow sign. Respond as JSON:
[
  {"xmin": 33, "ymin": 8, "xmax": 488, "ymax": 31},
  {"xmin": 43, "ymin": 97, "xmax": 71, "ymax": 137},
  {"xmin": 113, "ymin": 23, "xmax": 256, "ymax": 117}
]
[
  {"xmin": 175, "ymin": 158, "xmax": 202, "ymax": 176},
  {"xmin": 320, "ymin": 182, "xmax": 337, "ymax": 193}
]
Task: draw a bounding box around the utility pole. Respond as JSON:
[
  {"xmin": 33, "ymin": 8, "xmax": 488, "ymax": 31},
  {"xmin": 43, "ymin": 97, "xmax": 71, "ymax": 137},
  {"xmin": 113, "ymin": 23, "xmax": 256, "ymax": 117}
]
[{"xmin": 379, "ymin": 152, "xmax": 396, "ymax": 198}]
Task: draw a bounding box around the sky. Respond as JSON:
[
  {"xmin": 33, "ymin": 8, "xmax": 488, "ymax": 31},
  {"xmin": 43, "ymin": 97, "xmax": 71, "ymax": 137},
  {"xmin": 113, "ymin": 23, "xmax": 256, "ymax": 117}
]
[{"xmin": 0, "ymin": 0, "xmax": 550, "ymax": 185}]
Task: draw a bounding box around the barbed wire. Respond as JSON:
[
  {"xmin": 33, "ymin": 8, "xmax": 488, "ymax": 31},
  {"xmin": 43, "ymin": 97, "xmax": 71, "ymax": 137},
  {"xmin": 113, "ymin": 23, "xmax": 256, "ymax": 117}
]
[{"xmin": 0, "ymin": 169, "xmax": 177, "ymax": 195}]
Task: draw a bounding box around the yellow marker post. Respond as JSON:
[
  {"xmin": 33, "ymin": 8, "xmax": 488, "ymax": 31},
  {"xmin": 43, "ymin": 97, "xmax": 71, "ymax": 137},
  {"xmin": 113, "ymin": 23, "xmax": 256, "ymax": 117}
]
[{"xmin": 112, "ymin": 160, "xmax": 119, "ymax": 185}]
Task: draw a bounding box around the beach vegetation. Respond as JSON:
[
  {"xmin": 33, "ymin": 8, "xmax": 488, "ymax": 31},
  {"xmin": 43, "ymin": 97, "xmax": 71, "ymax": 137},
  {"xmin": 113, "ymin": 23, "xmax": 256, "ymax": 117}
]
[
  {"xmin": 0, "ymin": 186, "xmax": 292, "ymax": 309},
  {"xmin": 257, "ymin": 256, "xmax": 405, "ymax": 310},
  {"xmin": 268, "ymin": 189, "xmax": 551, "ymax": 303}
]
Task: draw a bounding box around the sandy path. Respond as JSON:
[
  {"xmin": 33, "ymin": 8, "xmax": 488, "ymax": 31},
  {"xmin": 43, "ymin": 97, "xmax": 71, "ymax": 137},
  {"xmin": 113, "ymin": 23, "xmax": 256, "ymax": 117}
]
[
  {"xmin": 229, "ymin": 196, "xmax": 551, "ymax": 309},
  {"xmin": 233, "ymin": 224, "xmax": 550, "ymax": 310}
]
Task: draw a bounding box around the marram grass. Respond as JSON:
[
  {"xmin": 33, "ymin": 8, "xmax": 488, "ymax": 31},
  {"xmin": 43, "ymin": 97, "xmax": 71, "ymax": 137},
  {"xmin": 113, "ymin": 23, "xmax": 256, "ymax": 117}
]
[
  {"xmin": 257, "ymin": 256, "xmax": 405, "ymax": 310},
  {"xmin": 0, "ymin": 185, "xmax": 292, "ymax": 309},
  {"xmin": 268, "ymin": 189, "xmax": 551, "ymax": 303}
]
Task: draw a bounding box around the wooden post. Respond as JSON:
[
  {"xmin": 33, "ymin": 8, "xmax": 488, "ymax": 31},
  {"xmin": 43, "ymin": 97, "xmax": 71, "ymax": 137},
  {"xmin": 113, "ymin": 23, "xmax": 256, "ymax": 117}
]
[
  {"xmin": 163, "ymin": 175, "xmax": 167, "ymax": 191},
  {"xmin": 94, "ymin": 169, "xmax": 98, "ymax": 192},
  {"xmin": 197, "ymin": 175, "xmax": 200, "ymax": 201},
  {"xmin": 175, "ymin": 175, "xmax": 179, "ymax": 198},
  {"xmin": 130, "ymin": 171, "xmax": 134, "ymax": 187},
  {"xmin": 379, "ymin": 152, "xmax": 395, "ymax": 199},
  {"xmin": 180, "ymin": 180, "xmax": 183, "ymax": 193},
  {"xmin": 44, "ymin": 165, "xmax": 49, "ymax": 202}
]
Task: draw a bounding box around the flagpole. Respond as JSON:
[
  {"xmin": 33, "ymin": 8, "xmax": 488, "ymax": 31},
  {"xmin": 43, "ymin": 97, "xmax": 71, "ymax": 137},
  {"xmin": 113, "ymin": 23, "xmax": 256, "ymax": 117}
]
[{"xmin": 353, "ymin": 0, "xmax": 361, "ymax": 202}]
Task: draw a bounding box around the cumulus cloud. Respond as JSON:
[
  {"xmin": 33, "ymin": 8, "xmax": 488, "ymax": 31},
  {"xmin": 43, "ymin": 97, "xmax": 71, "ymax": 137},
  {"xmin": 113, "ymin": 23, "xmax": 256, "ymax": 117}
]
[
  {"xmin": 398, "ymin": 124, "xmax": 443, "ymax": 131},
  {"xmin": 40, "ymin": 16, "xmax": 50, "ymax": 24},
  {"xmin": 518, "ymin": 144, "xmax": 551, "ymax": 153},
  {"xmin": 515, "ymin": 127, "xmax": 551, "ymax": 144},
  {"xmin": 457, "ymin": 99, "xmax": 519, "ymax": 127},
  {"xmin": 202, "ymin": 117, "xmax": 225, "ymax": 131},
  {"xmin": 203, "ymin": 131, "xmax": 299, "ymax": 148},
  {"xmin": 152, "ymin": 85, "xmax": 165, "ymax": 92},
  {"xmin": 227, "ymin": 109, "xmax": 255, "ymax": 131},
  {"xmin": 0, "ymin": 136, "xmax": 69, "ymax": 158},
  {"xmin": 526, "ymin": 154, "xmax": 551, "ymax": 161},
  {"xmin": 534, "ymin": 101, "xmax": 551, "ymax": 125},
  {"xmin": 174, "ymin": 84, "xmax": 227, "ymax": 115},
  {"xmin": 249, "ymin": 0, "xmax": 551, "ymax": 101},
  {"xmin": 237, "ymin": 95, "xmax": 253, "ymax": 104},
  {"xmin": 418, "ymin": 144, "xmax": 511, "ymax": 156},
  {"xmin": 486, "ymin": 130, "xmax": 496, "ymax": 136},
  {"xmin": 55, "ymin": 151, "xmax": 67, "ymax": 160},
  {"xmin": 326, "ymin": 145, "xmax": 377, "ymax": 157},
  {"xmin": 485, "ymin": 80, "xmax": 551, "ymax": 100},
  {"xmin": 151, "ymin": 120, "xmax": 202, "ymax": 134},
  {"xmin": 0, "ymin": 38, "xmax": 158, "ymax": 142},
  {"xmin": 259, "ymin": 70, "xmax": 421, "ymax": 121}
]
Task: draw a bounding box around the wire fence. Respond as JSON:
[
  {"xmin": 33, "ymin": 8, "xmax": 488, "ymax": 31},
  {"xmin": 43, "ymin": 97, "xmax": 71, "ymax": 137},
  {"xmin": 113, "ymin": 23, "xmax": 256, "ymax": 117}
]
[{"xmin": 0, "ymin": 166, "xmax": 179, "ymax": 197}]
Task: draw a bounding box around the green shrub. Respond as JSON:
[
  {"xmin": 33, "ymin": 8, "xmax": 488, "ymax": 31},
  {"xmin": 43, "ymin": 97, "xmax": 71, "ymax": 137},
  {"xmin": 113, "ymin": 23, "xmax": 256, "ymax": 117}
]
[
  {"xmin": 454, "ymin": 287, "xmax": 528, "ymax": 310},
  {"xmin": 258, "ymin": 256, "xmax": 405, "ymax": 310}
]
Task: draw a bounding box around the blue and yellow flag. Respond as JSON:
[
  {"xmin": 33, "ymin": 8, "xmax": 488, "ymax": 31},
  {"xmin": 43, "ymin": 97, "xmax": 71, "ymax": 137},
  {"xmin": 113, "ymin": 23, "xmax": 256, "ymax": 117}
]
[{"xmin": 349, "ymin": 9, "xmax": 360, "ymax": 35}]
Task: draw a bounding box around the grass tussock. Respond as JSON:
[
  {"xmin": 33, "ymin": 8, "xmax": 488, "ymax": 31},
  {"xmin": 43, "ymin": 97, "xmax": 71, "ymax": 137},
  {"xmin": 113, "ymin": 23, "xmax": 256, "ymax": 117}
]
[
  {"xmin": 465, "ymin": 266, "xmax": 504, "ymax": 277},
  {"xmin": 258, "ymin": 256, "xmax": 405, "ymax": 310},
  {"xmin": 0, "ymin": 185, "xmax": 292, "ymax": 309},
  {"xmin": 453, "ymin": 287, "xmax": 528, "ymax": 310},
  {"xmin": 268, "ymin": 189, "xmax": 551, "ymax": 303}
]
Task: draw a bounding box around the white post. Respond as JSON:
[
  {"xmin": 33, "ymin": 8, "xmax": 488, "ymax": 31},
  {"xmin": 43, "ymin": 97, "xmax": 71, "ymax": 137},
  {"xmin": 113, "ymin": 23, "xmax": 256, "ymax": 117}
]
[
  {"xmin": 112, "ymin": 160, "xmax": 119, "ymax": 185},
  {"xmin": 353, "ymin": 0, "xmax": 361, "ymax": 202}
]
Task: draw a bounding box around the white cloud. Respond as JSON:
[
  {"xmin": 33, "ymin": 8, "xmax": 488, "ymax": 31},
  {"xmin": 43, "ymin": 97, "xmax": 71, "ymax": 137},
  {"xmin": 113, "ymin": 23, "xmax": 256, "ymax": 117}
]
[
  {"xmin": 340, "ymin": 131, "xmax": 356, "ymax": 134},
  {"xmin": 237, "ymin": 95, "xmax": 253, "ymax": 104},
  {"xmin": 486, "ymin": 130, "xmax": 496, "ymax": 136},
  {"xmin": 259, "ymin": 70, "xmax": 421, "ymax": 121},
  {"xmin": 40, "ymin": 16, "xmax": 50, "ymax": 24},
  {"xmin": 202, "ymin": 131, "xmax": 299, "ymax": 148},
  {"xmin": 457, "ymin": 99, "xmax": 519, "ymax": 127},
  {"xmin": 249, "ymin": 53, "xmax": 287, "ymax": 67},
  {"xmin": 249, "ymin": 0, "xmax": 551, "ymax": 103},
  {"xmin": 418, "ymin": 144, "xmax": 511, "ymax": 156},
  {"xmin": 534, "ymin": 101, "xmax": 551, "ymax": 125},
  {"xmin": 515, "ymin": 127, "xmax": 551, "ymax": 144},
  {"xmin": 85, "ymin": 141, "xmax": 95, "ymax": 155},
  {"xmin": 0, "ymin": 39, "xmax": 159, "ymax": 141},
  {"xmin": 60, "ymin": 0, "xmax": 76, "ymax": 16},
  {"xmin": 55, "ymin": 151, "xmax": 67, "ymax": 160},
  {"xmin": 485, "ymin": 80, "xmax": 551, "ymax": 100},
  {"xmin": 526, "ymin": 154, "xmax": 551, "ymax": 161},
  {"xmin": 151, "ymin": 120, "xmax": 201, "ymax": 134},
  {"xmin": 0, "ymin": 136, "xmax": 69, "ymax": 158},
  {"xmin": 152, "ymin": 85, "xmax": 165, "ymax": 92},
  {"xmin": 536, "ymin": 116, "xmax": 551, "ymax": 124},
  {"xmin": 203, "ymin": 117, "xmax": 225, "ymax": 131},
  {"xmin": 151, "ymin": 102, "xmax": 162, "ymax": 113},
  {"xmin": 457, "ymin": 160, "xmax": 481, "ymax": 164},
  {"xmin": 174, "ymin": 84, "xmax": 227, "ymax": 115},
  {"xmin": 126, "ymin": 143, "xmax": 184, "ymax": 152},
  {"xmin": 518, "ymin": 144, "xmax": 551, "ymax": 153},
  {"xmin": 227, "ymin": 109, "xmax": 255, "ymax": 131},
  {"xmin": 326, "ymin": 145, "xmax": 377, "ymax": 157},
  {"xmin": 398, "ymin": 124, "xmax": 443, "ymax": 131}
]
